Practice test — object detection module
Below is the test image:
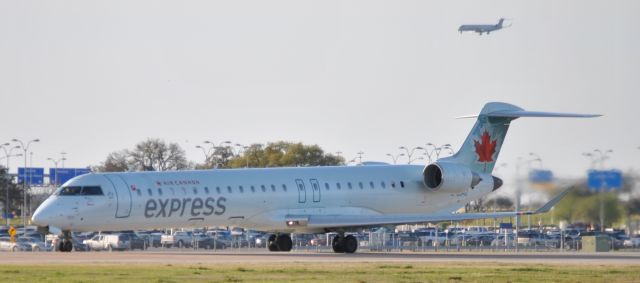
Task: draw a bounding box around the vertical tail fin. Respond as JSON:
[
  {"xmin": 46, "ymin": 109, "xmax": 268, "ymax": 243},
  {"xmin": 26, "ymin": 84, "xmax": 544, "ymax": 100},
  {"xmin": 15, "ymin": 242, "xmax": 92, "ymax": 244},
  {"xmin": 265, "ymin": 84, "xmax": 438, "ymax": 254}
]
[
  {"xmin": 497, "ymin": 18, "xmax": 505, "ymax": 27},
  {"xmin": 439, "ymin": 102, "xmax": 600, "ymax": 174}
]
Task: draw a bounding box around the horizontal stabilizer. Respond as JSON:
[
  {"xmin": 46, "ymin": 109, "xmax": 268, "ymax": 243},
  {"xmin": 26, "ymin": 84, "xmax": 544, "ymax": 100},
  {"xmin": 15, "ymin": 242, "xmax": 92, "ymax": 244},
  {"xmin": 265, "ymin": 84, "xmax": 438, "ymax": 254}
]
[{"xmin": 488, "ymin": 111, "xmax": 601, "ymax": 118}]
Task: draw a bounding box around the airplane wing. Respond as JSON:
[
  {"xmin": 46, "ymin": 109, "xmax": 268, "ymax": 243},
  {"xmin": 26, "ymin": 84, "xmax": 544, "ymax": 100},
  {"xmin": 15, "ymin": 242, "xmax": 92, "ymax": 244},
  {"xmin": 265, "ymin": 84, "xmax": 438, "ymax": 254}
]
[{"xmin": 287, "ymin": 187, "xmax": 572, "ymax": 229}]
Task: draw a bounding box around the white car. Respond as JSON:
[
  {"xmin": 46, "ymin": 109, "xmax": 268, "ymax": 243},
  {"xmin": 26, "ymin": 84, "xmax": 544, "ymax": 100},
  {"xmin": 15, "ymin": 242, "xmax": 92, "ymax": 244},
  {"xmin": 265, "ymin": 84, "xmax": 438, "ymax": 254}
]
[
  {"xmin": 83, "ymin": 234, "xmax": 131, "ymax": 251},
  {"xmin": 623, "ymin": 237, "xmax": 640, "ymax": 248},
  {"xmin": 0, "ymin": 237, "xmax": 32, "ymax": 252},
  {"xmin": 17, "ymin": 237, "xmax": 49, "ymax": 252}
]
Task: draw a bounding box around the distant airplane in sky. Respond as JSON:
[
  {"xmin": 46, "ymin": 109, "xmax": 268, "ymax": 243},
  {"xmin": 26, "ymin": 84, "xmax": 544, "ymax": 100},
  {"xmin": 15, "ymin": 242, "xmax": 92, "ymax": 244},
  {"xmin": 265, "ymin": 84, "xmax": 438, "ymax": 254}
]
[
  {"xmin": 32, "ymin": 102, "xmax": 598, "ymax": 253},
  {"xmin": 459, "ymin": 18, "xmax": 508, "ymax": 35}
]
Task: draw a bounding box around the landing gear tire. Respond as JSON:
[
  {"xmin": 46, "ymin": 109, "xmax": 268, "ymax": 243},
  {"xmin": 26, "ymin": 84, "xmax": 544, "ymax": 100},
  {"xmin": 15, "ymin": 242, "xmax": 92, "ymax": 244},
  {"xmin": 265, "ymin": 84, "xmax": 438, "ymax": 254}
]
[
  {"xmin": 267, "ymin": 234, "xmax": 278, "ymax": 251},
  {"xmin": 332, "ymin": 235, "xmax": 345, "ymax": 253},
  {"xmin": 267, "ymin": 234, "xmax": 292, "ymax": 252},
  {"xmin": 63, "ymin": 241, "xmax": 73, "ymax": 252},
  {"xmin": 332, "ymin": 234, "xmax": 358, "ymax": 254}
]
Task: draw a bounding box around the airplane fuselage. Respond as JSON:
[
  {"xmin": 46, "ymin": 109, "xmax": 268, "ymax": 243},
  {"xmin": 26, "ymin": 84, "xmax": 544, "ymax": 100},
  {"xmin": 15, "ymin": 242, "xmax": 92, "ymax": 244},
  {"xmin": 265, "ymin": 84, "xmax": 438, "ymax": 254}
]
[{"xmin": 33, "ymin": 165, "xmax": 493, "ymax": 233}]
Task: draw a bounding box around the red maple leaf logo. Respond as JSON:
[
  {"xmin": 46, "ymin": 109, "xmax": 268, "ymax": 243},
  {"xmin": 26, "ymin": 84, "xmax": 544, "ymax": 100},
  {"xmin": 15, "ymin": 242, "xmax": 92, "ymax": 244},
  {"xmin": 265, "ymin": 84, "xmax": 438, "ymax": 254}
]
[{"xmin": 474, "ymin": 130, "xmax": 497, "ymax": 163}]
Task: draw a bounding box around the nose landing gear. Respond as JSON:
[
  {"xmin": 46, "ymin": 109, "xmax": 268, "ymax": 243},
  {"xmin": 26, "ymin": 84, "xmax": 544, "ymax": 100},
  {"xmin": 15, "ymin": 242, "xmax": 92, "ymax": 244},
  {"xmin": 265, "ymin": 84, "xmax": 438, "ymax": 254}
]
[
  {"xmin": 267, "ymin": 234, "xmax": 292, "ymax": 252},
  {"xmin": 58, "ymin": 230, "xmax": 73, "ymax": 252},
  {"xmin": 332, "ymin": 234, "xmax": 358, "ymax": 254}
]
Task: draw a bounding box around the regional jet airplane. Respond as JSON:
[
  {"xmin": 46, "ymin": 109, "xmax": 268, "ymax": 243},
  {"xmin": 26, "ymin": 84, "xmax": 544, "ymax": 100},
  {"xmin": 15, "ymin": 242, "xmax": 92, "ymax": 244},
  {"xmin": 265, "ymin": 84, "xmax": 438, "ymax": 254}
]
[
  {"xmin": 32, "ymin": 102, "xmax": 598, "ymax": 253},
  {"xmin": 459, "ymin": 18, "xmax": 507, "ymax": 35}
]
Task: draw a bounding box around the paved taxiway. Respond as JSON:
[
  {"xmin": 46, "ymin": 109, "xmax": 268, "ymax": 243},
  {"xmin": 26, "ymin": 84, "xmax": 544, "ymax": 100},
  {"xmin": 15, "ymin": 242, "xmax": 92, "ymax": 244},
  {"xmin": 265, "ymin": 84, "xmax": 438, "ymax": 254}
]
[{"xmin": 3, "ymin": 251, "xmax": 639, "ymax": 265}]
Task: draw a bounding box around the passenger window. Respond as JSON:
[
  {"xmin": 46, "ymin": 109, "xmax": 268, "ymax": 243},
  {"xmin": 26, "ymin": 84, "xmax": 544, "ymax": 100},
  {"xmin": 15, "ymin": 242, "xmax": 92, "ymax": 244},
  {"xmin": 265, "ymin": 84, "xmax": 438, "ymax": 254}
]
[
  {"xmin": 391, "ymin": 182, "xmax": 396, "ymax": 188},
  {"xmin": 239, "ymin": 186, "xmax": 244, "ymax": 193},
  {"xmin": 369, "ymin": 181, "xmax": 375, "ymax": 189},
  {"xmin": 181, "ymin": 187, "xmax": 187, "ymax": 195},
  {"xmin": 216, "ymin": 186, "xmax": 221, "ymax": 194},
  {"xmin": 158, "ymin": 188, "xmax": 163, "ymax": 196},
  {"xmin": 381, "ymin": 181, "xmax": 386, "ymax": 189},
  {"xmin": 358, "ymin": 182, "xmax": 364, "ymax": 189},
  {"xmin": 148, "ymin": 188, "xmax": 153, "ymax": 196},
  {"xmin": 261, "ymin": 185, "xmax": 266, "ymax": 192},
  {"xmin": 336, "ymin": 183, "xmax": 341, "ymax": 190},
  {"xmin": 271, "ymin": 184, "xmax": 276, "ymax": 192},
  {"xmin": 227, "ymin": 186, "xmax": 232, "ymax": 193},
  {"xmin": 347, "ymin": 182, "xmax": 352, "ymax": 190},
  {"xmin": 400, "ymin": 181, "xmax": 405, "ymax": 188},
  {"xmin": 324, "ymin": 183, "xmax": 330, "ymax": 190},
  {"xmin": 251, "ymin": 186, "xmax": 256, "ymax": 193},
  {"xmin": 80, "ymin": 186, "xmax": 103, "ymax": 195},
  {"xmin": 137, "ymin": 189, "xmax": 142, "ymax": 196},
  {"xmin": 193, "ymin": 187, "xmax": 198, "ymax": 194},
  {"xmin": 282, "ymin": 184, "xmax": 287, "ymax": 192},
  {"xmin": 59, "ymin": 186, "xmax": 82, "ymax": 195},
  {"xmin": 204, "ymin": 187, "xmax": 210, "ymax": 194}
]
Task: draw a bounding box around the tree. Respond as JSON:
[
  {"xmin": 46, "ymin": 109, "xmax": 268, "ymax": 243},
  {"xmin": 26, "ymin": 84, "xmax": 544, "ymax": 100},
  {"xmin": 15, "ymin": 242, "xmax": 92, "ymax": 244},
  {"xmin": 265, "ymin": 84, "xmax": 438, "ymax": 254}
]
[
  {"xmin": 128, "ymin": 139, "xmax": 189, "ymax": 171},
  {"xmin": 95, "ymin": 139, "xmax": 189, "ymax": 172},
  {"xmin": 0, "ymin": 166, "xmax": 21, "ymax": 218},
  {"xmin": 223, "ymin": 141, "xmax": 344, "ymax": 168},
  {"xmin": 97, "ymin": 150, "xmax": 130, "ymax": 172}
]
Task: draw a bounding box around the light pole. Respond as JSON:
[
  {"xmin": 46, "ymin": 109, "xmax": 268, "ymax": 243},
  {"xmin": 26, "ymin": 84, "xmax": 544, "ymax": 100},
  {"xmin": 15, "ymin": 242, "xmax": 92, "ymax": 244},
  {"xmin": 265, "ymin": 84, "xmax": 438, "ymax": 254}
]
[
  {"xmin": 386, "ymin": 153, "xmax": 405, "ymax": 164},
  {"xmin": 1, "ymin": 144, "xmax": 22, "ymax": 226},
  {"xmin": 591, "ymin": 149, "xmax": 613, "ymax": 231},
  {"xmin": 399, "ymin": 146, "xmax": 424, "ymax": 164},
  {"xmin": 424, "ymin": 143, "xmax": 453, "ymax": 163},
  {"xmin": 60, "ymin": 152, "xmax": 67, "ymax": 168},
  {"xmin": 356, "ymin": 151, "xmax": 364, "ymax": 165},
  {"xmin": 12, "ymin": 138, "xmax": 39, "ymax": 231},
  {"xmin": 204, "ymin": 140, "xmax": 232, "ymax": 168},
  {"xmin": 234, "ymin": 144, "xmax": 250, "ymax": 168},
  {"xmin": 47, "ymin": 157, "xmax": 66, "ymax": 187}
]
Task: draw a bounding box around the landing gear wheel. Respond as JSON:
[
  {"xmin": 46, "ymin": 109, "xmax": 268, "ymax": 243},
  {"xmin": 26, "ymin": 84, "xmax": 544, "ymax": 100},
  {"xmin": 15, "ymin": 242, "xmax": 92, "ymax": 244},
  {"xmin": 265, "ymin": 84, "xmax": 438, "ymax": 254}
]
[
  {"xmin": 344, "ymin": 235, "xmax": 358, "ymax": 254},
  {"xmin": 267, "ymin": 234, "xmax": 292, "ymax": 252},
  {"xmin": 267, "ymin": 234, "xmax": 278, "ymax": 251},
  {"xmin": 276, "ymin": 234, "xmax": 292, "ymax": 252},
  {"xmin": 332, "ymin": 235, "xmax": 345, "ymax": 253},
  {"xmin": 63, "ymin": 240, "xmax": 73, "ymax": 252}
]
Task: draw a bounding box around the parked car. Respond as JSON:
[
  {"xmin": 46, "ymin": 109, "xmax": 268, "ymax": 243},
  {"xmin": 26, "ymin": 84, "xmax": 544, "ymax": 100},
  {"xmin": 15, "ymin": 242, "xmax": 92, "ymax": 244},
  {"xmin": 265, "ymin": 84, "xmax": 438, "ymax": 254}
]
[
  {"xmin": 17, "ymin": 237, "xmax": 49, "ymax": 252},
  {"xmin": 624, "ymin": 236, "xmax": 640, "ymax": 248},
  {"xmin": 161, "ymin": 231, "xmax": 193, "ymax": 248},
  {"xmin": 465, "ymin": 234, "xmax": 494, "ymax": 246},
  {"xmin": 191, "ymin": 234, "xmax": 227, "ymax": 249},
  {"xmin": 83, "ymin": 234, "xmax": 131, "ymax": 251},
  {"xmin": 0, "ymin": 236, "xmax": 32, "ymax": 252},
  {"xmin": 121, "ymin": 233, "xmax": 147, "ymax": 250}
]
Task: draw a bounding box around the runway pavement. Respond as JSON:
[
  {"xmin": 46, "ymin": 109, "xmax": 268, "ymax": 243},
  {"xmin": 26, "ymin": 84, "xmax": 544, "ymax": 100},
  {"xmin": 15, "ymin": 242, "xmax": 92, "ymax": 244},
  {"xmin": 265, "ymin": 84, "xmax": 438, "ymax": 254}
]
[{"xmin": 2, "ymin": 250, "xmax": 640, "ymax": 265}]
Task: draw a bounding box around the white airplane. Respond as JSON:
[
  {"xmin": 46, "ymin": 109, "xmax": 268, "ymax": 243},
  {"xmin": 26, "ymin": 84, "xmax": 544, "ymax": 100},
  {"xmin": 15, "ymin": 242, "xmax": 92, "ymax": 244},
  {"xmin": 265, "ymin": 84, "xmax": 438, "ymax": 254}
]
[
  {"xmin": 459, "ymin": 18, "xmax": 507, "ymax": 35},
  {"xmin": 32, "ymin": 102, "xmax": 598, "ymax": 253}
]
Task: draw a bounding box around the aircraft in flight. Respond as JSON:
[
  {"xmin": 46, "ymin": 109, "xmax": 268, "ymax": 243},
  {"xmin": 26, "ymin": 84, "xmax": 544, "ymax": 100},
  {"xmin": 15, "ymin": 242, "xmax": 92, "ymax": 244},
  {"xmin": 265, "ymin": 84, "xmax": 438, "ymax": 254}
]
[
  {"xmin": 32, "ymin": 102, "xmax": 598, "ymax": 253},
  {"xmin": 459, "ymin": 18, "xmax": 508, "ymax": 35}
]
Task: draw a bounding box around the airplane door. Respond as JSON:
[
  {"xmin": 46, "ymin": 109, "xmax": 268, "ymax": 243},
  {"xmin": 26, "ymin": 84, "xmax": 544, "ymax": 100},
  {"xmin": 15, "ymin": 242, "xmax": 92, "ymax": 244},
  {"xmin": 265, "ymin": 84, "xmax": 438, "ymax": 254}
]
[
  {"xmin": 295, "ymin": 179, "xmax": 306, "ymax": 203},
  {"xmin": 310, "ymin": 179, "xmax": 321, "ymax": 202},
  {"xmin": 104, "ymin": 174, "xmax": 132, "ymax": 218}
]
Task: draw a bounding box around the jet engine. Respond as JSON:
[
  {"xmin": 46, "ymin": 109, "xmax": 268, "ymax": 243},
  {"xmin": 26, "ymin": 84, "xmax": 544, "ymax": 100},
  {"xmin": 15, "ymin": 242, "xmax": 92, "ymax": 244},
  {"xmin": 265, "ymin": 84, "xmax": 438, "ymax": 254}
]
[{"xmin": 423, "ymin": 162, "xmax": 489, "ymax": 194}]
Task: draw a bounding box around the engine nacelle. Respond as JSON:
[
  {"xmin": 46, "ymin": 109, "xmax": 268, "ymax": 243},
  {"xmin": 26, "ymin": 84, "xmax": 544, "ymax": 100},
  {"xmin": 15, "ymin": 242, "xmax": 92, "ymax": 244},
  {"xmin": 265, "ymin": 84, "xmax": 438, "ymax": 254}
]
[{"xmin": 423, "ymin": 162, "xmax": 487, "ymax": 194}]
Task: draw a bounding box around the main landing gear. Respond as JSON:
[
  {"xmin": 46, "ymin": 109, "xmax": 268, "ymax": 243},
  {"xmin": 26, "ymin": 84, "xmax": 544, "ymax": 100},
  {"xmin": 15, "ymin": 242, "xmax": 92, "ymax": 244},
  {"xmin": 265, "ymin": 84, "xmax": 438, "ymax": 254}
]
[
  {"xmin": 267, "ymin": 234, "xmax": 292, "ymax": 252},
  {"xmin": 58, "ymin": 230, "xmax": 73, "ymax": 252},
  {"xmin": 332, "ymin": 234, "xmax": 358, "ymax": 254}
]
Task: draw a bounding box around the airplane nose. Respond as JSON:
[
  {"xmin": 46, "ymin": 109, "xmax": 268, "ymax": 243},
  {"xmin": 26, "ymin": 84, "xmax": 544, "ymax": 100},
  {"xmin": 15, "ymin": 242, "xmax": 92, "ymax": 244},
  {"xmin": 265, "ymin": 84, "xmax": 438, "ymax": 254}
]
[{"xmin": 31, "ymin": 202, "xmax": 51, "ymax": 226}]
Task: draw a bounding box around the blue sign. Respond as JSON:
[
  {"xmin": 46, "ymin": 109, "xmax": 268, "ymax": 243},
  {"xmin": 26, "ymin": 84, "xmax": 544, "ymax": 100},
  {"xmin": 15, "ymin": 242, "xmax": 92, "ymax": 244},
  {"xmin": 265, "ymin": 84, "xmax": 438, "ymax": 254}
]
[
  {"xmin": 529, "ymin": 169, "xmax": 554, "ymax": 183},
  {"xmin": 588, "ymin": 170, "xmax": 623, "ymax": 192},
  {"xmin": 49, "ymin": 168, "xmax": 91, "ymax": 186},
  {"xmin": 17, "ymin": 167, "xmax": 45, "ymax": 185}
]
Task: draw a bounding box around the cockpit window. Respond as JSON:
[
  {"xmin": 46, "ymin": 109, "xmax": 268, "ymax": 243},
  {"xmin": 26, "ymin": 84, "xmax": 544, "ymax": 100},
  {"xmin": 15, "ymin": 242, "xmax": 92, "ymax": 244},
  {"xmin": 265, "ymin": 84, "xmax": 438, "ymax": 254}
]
[
  {"xmin": 81, "ymin": 186, "xmax": 103, "ymax": 195},
  {"xmin": 59, "ymin": 186, "xmax": 82, "ymax": 195},
  {"xmin": 57, "ymin": 186, "xmax": 103, "ymax": 196}
]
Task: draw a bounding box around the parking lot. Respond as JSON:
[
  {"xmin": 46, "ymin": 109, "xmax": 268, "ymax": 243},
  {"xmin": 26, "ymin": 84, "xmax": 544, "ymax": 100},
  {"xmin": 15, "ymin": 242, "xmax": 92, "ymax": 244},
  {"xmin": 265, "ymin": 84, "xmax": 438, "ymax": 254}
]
[{"xmin": 2, "ymin": 224, "xmax": 639, "ymax": 254}]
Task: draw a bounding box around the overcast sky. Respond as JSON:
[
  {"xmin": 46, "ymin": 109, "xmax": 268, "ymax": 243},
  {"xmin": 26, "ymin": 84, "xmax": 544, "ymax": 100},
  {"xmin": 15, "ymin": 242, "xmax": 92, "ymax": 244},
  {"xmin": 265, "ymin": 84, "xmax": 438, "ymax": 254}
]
[{"xmin": 1, "ymin": 0, "xmax": 638, "ymax": 183}]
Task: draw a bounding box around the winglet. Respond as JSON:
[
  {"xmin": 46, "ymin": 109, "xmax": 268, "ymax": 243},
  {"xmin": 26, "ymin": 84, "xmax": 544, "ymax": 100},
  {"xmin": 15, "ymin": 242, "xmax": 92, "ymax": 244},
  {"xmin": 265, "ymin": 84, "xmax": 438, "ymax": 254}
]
[{"xmin": 534, "ymin": 186, "xmax": 574, "ymax": 214}]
